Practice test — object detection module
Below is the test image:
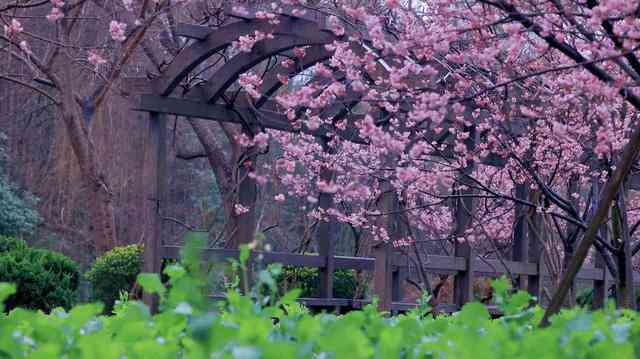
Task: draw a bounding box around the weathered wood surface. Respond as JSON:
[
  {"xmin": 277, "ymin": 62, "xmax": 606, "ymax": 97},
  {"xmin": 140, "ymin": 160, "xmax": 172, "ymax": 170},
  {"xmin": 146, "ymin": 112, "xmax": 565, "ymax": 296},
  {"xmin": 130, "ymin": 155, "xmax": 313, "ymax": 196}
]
[{"xmin": 163, "ymin": 245, "xmax": 636, "ymax": 283}]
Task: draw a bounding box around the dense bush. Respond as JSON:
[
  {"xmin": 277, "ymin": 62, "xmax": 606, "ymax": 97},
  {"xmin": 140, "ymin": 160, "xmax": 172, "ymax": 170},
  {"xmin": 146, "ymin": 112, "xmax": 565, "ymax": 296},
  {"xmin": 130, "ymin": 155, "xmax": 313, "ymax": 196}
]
[
  {"xmin": 0, "ymin": 236, "xmax": 26, "ymax": 253},
  {"xmin": 277, "ymin": 266, "xmax": 362, "ymax": 298},
  {"xmin": 0, "ymin": 236, "xmax": 79, "ymax": 312},
  {"xmin": 0, "ymin": 243, "xmax": 638, "ymax": 358},
  {"xmin": 85, "ymin": 244, "xmax": 143, "ymax": 313}
]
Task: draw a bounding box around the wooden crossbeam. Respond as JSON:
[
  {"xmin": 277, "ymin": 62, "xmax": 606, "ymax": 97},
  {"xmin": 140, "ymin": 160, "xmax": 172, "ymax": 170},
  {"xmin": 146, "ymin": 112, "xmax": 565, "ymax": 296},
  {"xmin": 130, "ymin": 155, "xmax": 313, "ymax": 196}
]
[
  {"xmin": 134, "ymin": 94, "xmax": 367, "ymax": 143},
  {"xmin": 176, "ymin": 24, "xmax": 212, "ymax": 40},
  {"xmin": 162, "ymin": 245, "xmax": 635, "ymax": 282}
]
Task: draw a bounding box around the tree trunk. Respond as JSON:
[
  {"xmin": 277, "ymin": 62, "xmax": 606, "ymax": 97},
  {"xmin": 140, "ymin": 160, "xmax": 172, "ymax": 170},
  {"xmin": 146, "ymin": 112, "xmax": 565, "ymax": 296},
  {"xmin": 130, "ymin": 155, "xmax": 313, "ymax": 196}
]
[{"xmin": 59, "ymin": 55, "xmax": 116, "ymax": 255}]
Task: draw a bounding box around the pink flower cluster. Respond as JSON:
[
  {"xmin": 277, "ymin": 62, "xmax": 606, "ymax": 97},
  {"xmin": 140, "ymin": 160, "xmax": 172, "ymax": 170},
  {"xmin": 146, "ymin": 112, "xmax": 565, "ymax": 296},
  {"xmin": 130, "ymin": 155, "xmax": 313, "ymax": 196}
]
[
  {"xmin": 3, "ymin": 19, "xmax": 23, "ymax": 37},
  {"xmin": 232, "ymin": 31, "xmax": 274, "ymax": 53},
  {"xmin": 109, "ymin": 21, "xmax": 127, "ymax": 42},
  {"xmin": 88, "ymin": 50, "xmax": 107, "ymax": 69}
]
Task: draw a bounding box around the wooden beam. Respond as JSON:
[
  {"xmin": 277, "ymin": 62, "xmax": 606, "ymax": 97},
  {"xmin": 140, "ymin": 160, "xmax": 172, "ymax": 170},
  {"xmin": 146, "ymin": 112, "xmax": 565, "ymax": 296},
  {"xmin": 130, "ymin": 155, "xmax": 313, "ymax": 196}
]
[
  {"xmin": 134, "ymin": 95, "xmax": 368, "ymax": 144},
  {"xmin": 175, "ymin": 23, "xmax": 212, "ymax": 40},
  {"xmin": 163, "ymin": 246, "xmax": 327, "ymax": 267},
  {"xmin": 334, "ymin": 256, "xmax": 375, "ymax": 271}
]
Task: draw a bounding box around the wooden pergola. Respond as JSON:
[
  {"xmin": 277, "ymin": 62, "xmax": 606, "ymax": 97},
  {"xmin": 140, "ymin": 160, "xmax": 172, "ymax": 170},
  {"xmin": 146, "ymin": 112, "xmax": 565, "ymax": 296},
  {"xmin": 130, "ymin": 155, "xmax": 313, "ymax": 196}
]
[{"xmin": 134, "ymin": 6, "xmax": 625, "ymax": 313}]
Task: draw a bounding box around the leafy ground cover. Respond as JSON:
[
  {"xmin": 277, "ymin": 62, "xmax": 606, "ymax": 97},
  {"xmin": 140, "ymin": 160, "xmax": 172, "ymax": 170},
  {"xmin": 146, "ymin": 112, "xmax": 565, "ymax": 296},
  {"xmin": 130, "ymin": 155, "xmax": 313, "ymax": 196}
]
[{"xmin": 0, "ymin": 242, "xmax": 638, "ymax": 359}]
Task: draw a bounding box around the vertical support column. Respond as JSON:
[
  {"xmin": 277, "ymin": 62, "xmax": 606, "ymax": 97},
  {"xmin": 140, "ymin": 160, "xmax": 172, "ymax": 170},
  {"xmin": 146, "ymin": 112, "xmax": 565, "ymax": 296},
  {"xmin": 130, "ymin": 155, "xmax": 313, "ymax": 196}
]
[
  {"xmin": 373, "ymin": 241, "xmax": 393, "ymax": 311},
  {"xmin": 317, "ymin": 142, "xmax": 337, "ymax": 298},
  {"xmin": 373, "ymin": 183, "xmax": 395, "ymax": 311},
  {"xmin": 614, "ymin": 187, "xmax": 635, "ymax": 309},
  {"xmin": 143, "ymin": 111, "xmax": 167, "ymax": 312},
  {"xmin": 527, "ymin": 190, "xmax": 543, "ymax": 302},
  {"xmin": 453, "ymin": 241, "xmax": 475, "ymax": 308},
  {"xmin": 512, "ymin": 183, "xmax": 529, "ymax": 290},
  {"xmin": 590, "ymin": 179, "xmax": 613, "ymax": 309},
  {"xmin": 453, "ymin": 120, "xmax": 476, "ymax": 309},
  {"xmin": 453, "ymin": 177, "xmax": 475, "ymax": 309}
]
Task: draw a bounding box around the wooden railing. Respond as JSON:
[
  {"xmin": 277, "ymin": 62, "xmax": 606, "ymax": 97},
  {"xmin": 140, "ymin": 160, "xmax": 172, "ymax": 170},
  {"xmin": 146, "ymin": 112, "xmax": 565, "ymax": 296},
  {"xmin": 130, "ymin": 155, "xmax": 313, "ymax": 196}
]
[{"xmin": 162, "ymin": 245, "xmax": 634, "ymax": 314}]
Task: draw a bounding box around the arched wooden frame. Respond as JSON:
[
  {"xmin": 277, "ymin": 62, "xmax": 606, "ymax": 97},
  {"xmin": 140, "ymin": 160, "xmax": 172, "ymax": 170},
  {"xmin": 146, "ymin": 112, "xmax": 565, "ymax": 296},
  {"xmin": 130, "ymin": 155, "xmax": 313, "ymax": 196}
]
[
  {"xmin": 138, "ymin": 8, "xmax": 407, "ymax": 310},
  {"xmin": 136, "ymin": 6, "xmax": 619, "ymax": 313}
]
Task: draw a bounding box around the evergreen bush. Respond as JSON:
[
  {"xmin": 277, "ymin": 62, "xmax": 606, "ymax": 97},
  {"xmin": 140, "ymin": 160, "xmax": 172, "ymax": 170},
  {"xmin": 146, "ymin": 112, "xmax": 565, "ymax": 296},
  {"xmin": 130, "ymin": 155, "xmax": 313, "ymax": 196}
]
[
  {"xmin": 0, "ymin": 237, "xmax": 79, "ymax": 312},
  {"xmin": 86, "ymin": 244, "xmax": 143, "ymax": 313}
]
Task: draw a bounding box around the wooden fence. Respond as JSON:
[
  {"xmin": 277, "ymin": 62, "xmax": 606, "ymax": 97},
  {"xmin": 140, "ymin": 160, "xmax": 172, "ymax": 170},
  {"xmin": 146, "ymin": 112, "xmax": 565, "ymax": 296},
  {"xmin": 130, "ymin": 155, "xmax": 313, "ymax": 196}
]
[{"xmin": 162, "ymin": 244, "xmax": 633, "ymax": 314}]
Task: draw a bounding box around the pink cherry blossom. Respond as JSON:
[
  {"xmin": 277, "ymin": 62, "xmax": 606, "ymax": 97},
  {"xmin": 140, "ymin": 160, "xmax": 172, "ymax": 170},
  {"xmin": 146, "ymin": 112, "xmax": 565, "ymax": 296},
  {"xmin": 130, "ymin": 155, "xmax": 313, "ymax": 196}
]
[
  {"xmin": 46, "ymin": 7, "xmax": 64, "ymax": 22},
  {"xmin": 234, "ymin": 204, "xmax": 250, "ymax": 215},
  {"xmin": 122, "ymin": 0, "xmax": 133, "ymax": 11},
  {"xmin": 88, "ymin": 50, "xmax": 107, "ymax": 68},
  {"xmin": 3, "ymin": 19, "xmax": 23, "ymax": 37},
  {"xmin": 109, "ymin": 21, "xmax": 127, "ymax": 42}
]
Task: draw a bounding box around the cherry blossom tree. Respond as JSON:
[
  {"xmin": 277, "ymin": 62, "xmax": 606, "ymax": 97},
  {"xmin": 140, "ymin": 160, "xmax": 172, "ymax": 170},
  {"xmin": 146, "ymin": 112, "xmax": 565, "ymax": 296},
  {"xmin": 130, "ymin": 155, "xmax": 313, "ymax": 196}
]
[{"xmin": 217, "ymin": 0, "xmax": 640, "ymax": 312}]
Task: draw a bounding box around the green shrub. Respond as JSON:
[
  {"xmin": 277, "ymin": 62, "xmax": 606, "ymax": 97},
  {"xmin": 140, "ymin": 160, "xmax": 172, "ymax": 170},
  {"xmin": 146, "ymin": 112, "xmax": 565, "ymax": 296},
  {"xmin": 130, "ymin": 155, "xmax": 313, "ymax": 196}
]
[
  {"xmin": 277, "ymin": 266, "xmax": 362, "ymax": 299},
  {"xmin": 86, "ymin": 244, "xmax": 143, "ymax": 313},
  {"xmin": 0, "ymin": 235, "xmax": 27, "ymax": 253},
  {"xmin": 0, "ymin": 237, "xmax": 79, "ymax": 312}
]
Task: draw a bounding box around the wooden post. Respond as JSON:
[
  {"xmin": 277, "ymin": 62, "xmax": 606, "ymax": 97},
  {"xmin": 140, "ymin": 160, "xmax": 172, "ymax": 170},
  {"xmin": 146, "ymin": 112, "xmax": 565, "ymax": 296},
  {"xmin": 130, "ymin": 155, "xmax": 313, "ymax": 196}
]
[
  {"xmin": 317, "ymin": 144, "xmax": 337, "ymax": 298},
  {"xmin": 453, "ymin": 121, "xmax": 477, "ymax": 309},
  {"xmin": 373, "ymin": 183, "xmax": 395, "ymax": 311},
  {"xmin": 589, "ymin": 179, "xmax": 613, "ymax": 309},
  {"xmin": 527, "ymin": 190, "xmax": 543, "ymax": 301},
  {"xmin": 453, "ymin": 176, "xmax": 475, "ymax": 308},
  {"xmin": 373, "ymin": 241, "xmax": 392, "ymax": 311},
  {"xmin": 142, "ymin": 111, "xmax": 167, "ymax": 312},
  {"xmin": 512, "ymin": 183, "xmax": 529, "ymax": 290}
]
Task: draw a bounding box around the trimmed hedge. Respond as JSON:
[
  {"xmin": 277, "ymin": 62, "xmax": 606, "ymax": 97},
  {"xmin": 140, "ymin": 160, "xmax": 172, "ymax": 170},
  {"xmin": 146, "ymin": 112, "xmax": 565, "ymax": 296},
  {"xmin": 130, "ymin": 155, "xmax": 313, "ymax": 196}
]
[
  {"xmin": 0, "ymin": 236, "xmax": 80, "ymax": 312},
  {"xmin": 86, "ymin": 244, "xmax": 143, "ymax": 313}
]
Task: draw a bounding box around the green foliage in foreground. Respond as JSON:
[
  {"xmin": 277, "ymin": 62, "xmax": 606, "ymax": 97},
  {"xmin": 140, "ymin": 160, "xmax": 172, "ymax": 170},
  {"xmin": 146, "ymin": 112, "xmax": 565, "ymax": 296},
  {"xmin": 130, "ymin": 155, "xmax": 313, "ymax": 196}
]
[
  {"xmin": 86, "ymin": 244, "xmax": 143, "ymax": 313},
  {"xmin": 0, "ymin": 242, "xmax": 639, "ymax": 358}
]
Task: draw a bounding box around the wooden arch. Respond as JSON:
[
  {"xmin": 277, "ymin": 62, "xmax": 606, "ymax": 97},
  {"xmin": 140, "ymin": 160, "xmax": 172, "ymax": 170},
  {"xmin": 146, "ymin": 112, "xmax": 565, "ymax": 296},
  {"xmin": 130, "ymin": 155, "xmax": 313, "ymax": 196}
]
[
  {"xmin": 137, "ymin": 6, "xmax": 411, "ymax": 310},
  {"xmin": 134, "ymin": 5, "xmax": 621, "ymax": 313}
]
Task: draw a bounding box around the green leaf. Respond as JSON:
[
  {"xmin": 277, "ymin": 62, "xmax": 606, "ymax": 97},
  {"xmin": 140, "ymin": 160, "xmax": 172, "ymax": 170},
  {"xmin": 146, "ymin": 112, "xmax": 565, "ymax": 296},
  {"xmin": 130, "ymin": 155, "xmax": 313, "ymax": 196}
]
[
  {"xmin": 137, "ymin": 273, "xmax": 166, "ymax": 295},
  {"xmin": 239, "ymin": 245, "xmax": 250, "ymax": 267},
  {"xmin": 163, "ymin": 264, "xmax": 186, "ymax": 280},
  {"xmin": 0, "ymin": 282, "xmax": 15, "ymax": 305}
]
